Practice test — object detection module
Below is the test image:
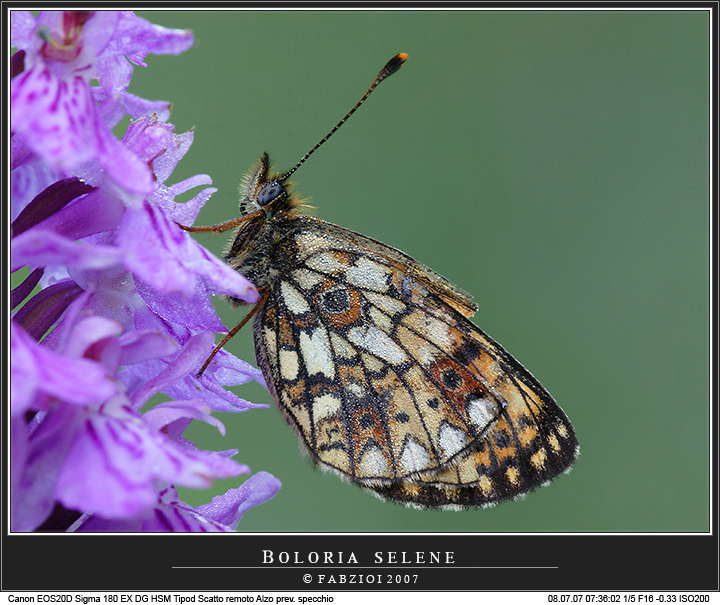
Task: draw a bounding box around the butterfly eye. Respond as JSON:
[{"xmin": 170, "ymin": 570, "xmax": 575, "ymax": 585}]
[{"xmin": 257, "ymin": 181, "xmax": 285, "ymax": 206}]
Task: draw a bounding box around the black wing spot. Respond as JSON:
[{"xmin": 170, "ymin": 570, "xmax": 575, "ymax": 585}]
[
  {"xmin": 359, "ymin": 413, "xmax": 375, "ymax": 428},
  {"xmin": 321, "ymin": 287, "xmax": 351, "ymax": 314},
  {"xmin": 442, "ymin": 368, "xmax": 461, "ymax": 389}
]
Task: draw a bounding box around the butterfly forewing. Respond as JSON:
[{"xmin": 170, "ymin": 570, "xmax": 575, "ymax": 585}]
[{"xmin": 250, "ymin": 212, "xmax": 578, "ymax": 508}]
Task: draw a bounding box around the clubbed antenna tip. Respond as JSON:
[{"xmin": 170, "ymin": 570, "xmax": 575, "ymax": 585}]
[
  {"xmin": 378, "ymin": 53, "xmax": 409, "ymax": 82},
  {"xmin": 279, "ymin": 53, "xmax": 409, "ymax": 183}
]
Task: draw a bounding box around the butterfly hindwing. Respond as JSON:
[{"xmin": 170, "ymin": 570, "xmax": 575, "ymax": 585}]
[{"xmin": 252, "ymin": 214, "xmax": 578, "ymax": 508}]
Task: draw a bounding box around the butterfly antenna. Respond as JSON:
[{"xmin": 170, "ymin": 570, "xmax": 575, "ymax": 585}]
[{"xmin": 278, "ymin": 52, "xmax": 408, "ymax": 183}]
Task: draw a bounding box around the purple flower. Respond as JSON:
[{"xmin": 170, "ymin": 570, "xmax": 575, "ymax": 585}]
[
  {"xmin": 11, "ymin": 11, "xmax": 192, "ymax": 194},
  {"xmin": 11, "ymin": 11, "xmax": 280, "ymax": 532}
]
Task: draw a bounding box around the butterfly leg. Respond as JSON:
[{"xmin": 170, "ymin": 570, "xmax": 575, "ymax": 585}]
[
  {"xmin": 176, "ymin": 210, "xmax": 264, "ymax": 234},
  {"xmin": 197, "ymin": 289, "xmax": 271, "ymax": 377}
]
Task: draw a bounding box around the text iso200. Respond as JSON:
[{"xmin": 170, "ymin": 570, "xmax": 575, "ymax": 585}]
[{"xmin": 548, "ymin": 596, "xmax": 622, "ymax": 603}]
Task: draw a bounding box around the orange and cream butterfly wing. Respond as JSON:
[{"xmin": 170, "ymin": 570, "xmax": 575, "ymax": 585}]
[
  {"xmin": 370, "ymin": 315, "xmax": 579, "ymax": 507},
  {"xmin": 253, "ymin": 215, "xmax": 578, "ymax": 508}
]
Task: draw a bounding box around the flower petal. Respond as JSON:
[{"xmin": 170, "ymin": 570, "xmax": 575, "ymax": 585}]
[
  {"xmin": 129, "ymin": 332, "xmax": 214, "ymax": 407},
  {"xmin": 11, "ymin": 404, "xmax": 83, "ymax": 532},
  {"xmin": 107, "ymin": 13, "xmax": 194, "ymax": 65},
  {"xmin": 56, "ymin": 402, "xmax": 248, "ymax": 519},
  {"xmin": 11, "ymin": 65, "xmax": 152, "ymax": 195},
  {"xmin": 11, "ymin": 321, "xmax": 118, "ymax": 415},
  {"xmin": 117, "ymin": 329, "xmax": 177, "ymax": 365},
  {"xmin": 196, "ymin": 472, "xmax": 282, "ymax": 529},
  {"xmin": 11, "ymin": 67, "xmax": 97, "ymax": 169},
  {"xmin": 11, "ymin": 228, "xmax": 123, "ymax": 272},
  {"xmin": 118, "ymin": 201, "xmax": 196, "ymax": 296},
  {"xmin": 144, "ymin": 399, "xmax": 226, "ymax": 436},
  {"xmin": 10, "ymin": 11, "xmax": 36, "ymax": 50},
  {"xmin": 71, "ymin": 486, "xmax": 237, "ymax": 532},
  {"xmin": 135, "ymin": 276, "xmax": 226, "ymax": 334},
  {"xmin": 119, "ymin": 200, "xmax": 257, "ymax": 301}
]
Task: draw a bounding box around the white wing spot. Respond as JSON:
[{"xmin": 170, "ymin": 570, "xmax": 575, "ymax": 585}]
[
  {"xmin": 263, "ymin": 328, "xmax": 276, "ymax": 357},
  {"xmin": 313, "ymin": 393, "xmax": 341, "ymax": 420},
  {"xmin": 400, "ymin": 439, "xmax": 431, "ymax": 473},
  {"xmin": 292, "ymin": 268, "xmax": 325, "ymax": 290},
  {"xmin": 305, "ymin": 251, "xmax": 347, "ymax": 275},
  {"xmin": 347, "ymin": 325, "xmax": 407, "ymax": 365},
  {"xmin": 364, "ymin": 291, "xmax": 406, "ymax": 315},
  {"xmin": 421, "ymin": 313, "xmax": 453, "ymax": 349},
  {"xmin": 295, "ymin": 232, "xmax": 343, "ymax": 258},
  {"xmin": 359, "ymin": 447, "xmax": 389, "ymax": 477},
  {"xmin": 415, "ymin": 342, "xmax": 439, "ymax": 366},
  {"xmin": 369, "ymin": 306, "xmax": 392, "ymax": 333},
  {"xmin": 330, "ymin": 333, "xmax": 357, "ymax": 359},
  {"xmin": 300, "ymin": 327, "xmax": 335, "ymax": 379},
  {"xmin": 346, "ymin": 257, "xmax": 391, "ymax": 292},
  {"xmin": 281, "ymin": 281, "xmax": 310, "ymax": 314},
  {"xmin": 467, "ymin": 396, "xmax": 497, "ymax": 431},
  {"xmin": 438, "ymin": 423, "xmax": 471, "ymax": 458},
  {"xmin": 279, "ymin": 349, "xmax": 299, "ymax": 380},
  {"xmin": 347, "ymin": 382, "xmax": 365, "ymax": 398}
]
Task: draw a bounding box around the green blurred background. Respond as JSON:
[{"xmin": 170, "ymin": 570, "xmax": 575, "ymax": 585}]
[{"xmin": 126, "ymin": 10, "xmax": 709, "ymax": 532}]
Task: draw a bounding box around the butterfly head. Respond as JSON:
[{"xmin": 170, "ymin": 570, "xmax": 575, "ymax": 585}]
[{"xmin": 239, "ymin": 152, "xmax": 304, "ymax": 218}]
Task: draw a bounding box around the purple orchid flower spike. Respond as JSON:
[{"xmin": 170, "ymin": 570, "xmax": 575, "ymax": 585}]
[{"xmin": 11, "ymin": 11, "xmax": 280, "ymax": 532}]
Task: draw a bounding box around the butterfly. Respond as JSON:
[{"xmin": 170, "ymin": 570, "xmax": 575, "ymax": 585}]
[{"xmin": 182, "ymin": 54, "xmax": 579, "ymax": 509}]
